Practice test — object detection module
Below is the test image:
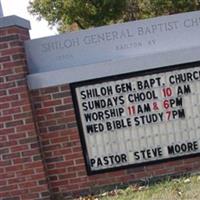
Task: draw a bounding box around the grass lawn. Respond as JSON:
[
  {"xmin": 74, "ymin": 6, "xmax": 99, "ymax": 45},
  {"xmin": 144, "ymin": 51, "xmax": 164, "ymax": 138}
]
[{"xmin": 79, "ymin": 174, "xmax": 200, "ymax": 200}]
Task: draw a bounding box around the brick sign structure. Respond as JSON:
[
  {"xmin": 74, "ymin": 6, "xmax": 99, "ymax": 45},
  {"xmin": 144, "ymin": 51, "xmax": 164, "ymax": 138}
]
[{"xmin": 1, "ymin": 12, "xmax": 200, "ymax": 200}]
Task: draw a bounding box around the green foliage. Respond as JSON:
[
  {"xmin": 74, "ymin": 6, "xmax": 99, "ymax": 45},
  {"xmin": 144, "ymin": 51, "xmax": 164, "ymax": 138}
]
[
  {"xmin": 28, "ymin": 0, "xmax": 200, "ymax": 32},
  {"xmin": 28, "ymin": 0, "xmax": 127, "ymax": 32},
  {"xmin": 100, "ymin": 175, "xmax": 200, "ymax": 200},
  {"xmin": 148, "ymin": 0, "xmax": 200, "ymax": 16}
]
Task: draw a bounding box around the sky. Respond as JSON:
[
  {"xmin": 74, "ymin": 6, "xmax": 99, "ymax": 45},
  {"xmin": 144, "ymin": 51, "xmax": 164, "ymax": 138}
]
[{"xmin": 1, "ymin": 0, "xmax": 57, "ymax": 39}]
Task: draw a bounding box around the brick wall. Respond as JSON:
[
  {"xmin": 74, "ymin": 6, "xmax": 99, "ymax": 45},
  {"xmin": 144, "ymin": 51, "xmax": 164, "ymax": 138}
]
[
  {"xmin": 30, "ymin": 83, "xmax": 200, "ymax": 199},
  {"xmin": 0, "ymin": 26, "xmax": 50, "ymax": 200}
]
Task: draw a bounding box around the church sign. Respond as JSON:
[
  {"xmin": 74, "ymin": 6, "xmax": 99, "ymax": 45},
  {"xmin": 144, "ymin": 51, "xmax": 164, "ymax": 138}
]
[{"xmin": 71, "ymin": 61, "xmax": 200, "ymax": 174}]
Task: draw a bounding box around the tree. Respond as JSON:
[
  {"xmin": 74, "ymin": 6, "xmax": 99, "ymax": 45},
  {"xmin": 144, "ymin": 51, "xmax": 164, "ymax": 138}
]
[
  {"xmin": 148, "ymin": 0, "xmax": 200, "ymax": 16},
  {"xmin": 28, "ymin": 0, "xmax": 200, "ymax": 32},
  {"xmin": 28, "ymin": 0, "xmax": 127, "ymax": 32}
]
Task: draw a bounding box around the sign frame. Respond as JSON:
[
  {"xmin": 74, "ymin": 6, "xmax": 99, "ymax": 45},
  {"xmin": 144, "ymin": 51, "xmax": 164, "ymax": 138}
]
[{"xmin": 70, "ymin": 60, "xmax": 200, "ymax": 175}]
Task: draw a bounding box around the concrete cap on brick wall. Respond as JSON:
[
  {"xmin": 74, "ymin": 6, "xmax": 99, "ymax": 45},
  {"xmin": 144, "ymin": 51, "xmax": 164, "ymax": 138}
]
[
  {"xmin": 0, "ymin": 15, "xmax": 31, "ymax": 29},
  {"xmin": 0, "ymin": 1, "xmax": 3, "ymax": 17}
]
